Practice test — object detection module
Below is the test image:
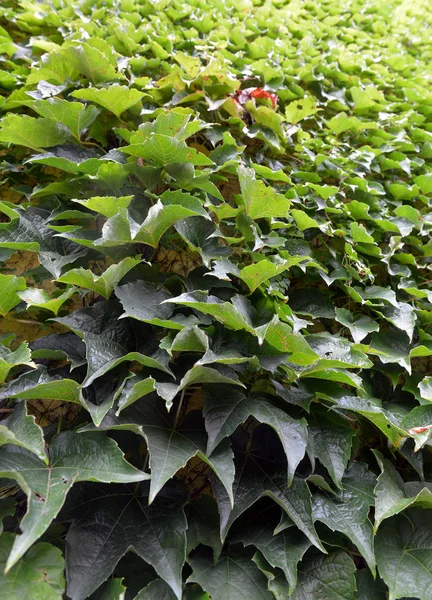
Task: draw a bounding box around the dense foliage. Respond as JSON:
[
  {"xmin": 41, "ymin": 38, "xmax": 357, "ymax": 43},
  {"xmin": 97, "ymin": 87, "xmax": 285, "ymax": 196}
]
[{"xmin": 0, "ymin": 0, "xmax": 432, "ymax": 597}]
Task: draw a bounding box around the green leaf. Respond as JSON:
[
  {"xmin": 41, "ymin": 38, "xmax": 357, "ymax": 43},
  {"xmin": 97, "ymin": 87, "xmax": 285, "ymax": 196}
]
[
  {"xmin": 133, "ymin": 193, "xmax": 209, "ymax": 248},
  {"xmin": 414, "ymin": 173, "xmax": 432, "ymax": 194},
  {"xmin": 135, "ymin": 579, "xmax": 177, "ymax": 600},
  {"xmin": 17, "ymin": 286, "xmax": 76, "ymax": 315},
  {"xmin": 115, "ymin": 281, "xmax": 193, "ymax": 330},
  {"xmin": 291, "ymin": 209, "xmax": 321, "ymax": 231},
  {"xmin": 187, "ymin": 495, "xmax": 223, "ymax": 561},
  {"xmin": 285, "ymin": 97, "xmax": 320, "ymax": 123},
  {"xmin": 81, "ymin": 331, "xmax": 172, "ymax": 390},
  {"xmin": 30, "ymin": 98, "xmax": 100, "ymax": 139},
  {"xmin": 91, "ymin": 579, "xmax": 127, "ymax": 600},
  {"xmin": 73, "ymin": 195, "xmax": 134, "ymax": 218},
  {"xmin": 0, "ymin": 430, "xmax": 148, "ymax": 571},
  {"xmin": 163, "ymin": 291, "xmax": 257, "ymax": 335},
  {"xmin": 373, "ymin": 450, "xmax": 432, "ymax": 531},
  {"xmin": 289, "ymin": 550, "xmax": 357, "ymax": 600},
  {"xmin": 336, "ymin": 396, "xmax": 408, "ymax": 447},
  {"xmin": 328, "ymin": 112, "xmax": 362, "ymax": 135},
  {"xmin": 305, "ymin": 333, "xmax": 372, "ymax": 369},
  {"xmin": 0, "ymin": 533, "xmax": 65, "ymax": 600},
  {"xmin": 419, "ymin": 376, "xmax": 432, "ymax": 401},
  {"xmin": 370, "ymin": 330, "xmax": 411, "ymax": 373},
  {"xmin": 0, "ymin": 115, "xmax": 70, "ymax": 150},
  {"xmin": 264, "ymin": 319, "xmax": 319, "ymax": 366},
  {"xmin": 70, "ymin": 40, "xmax": 123, "ymax": 83},
  {"xmin": 57, "ymin": 257, "xmax": 140, "ymax": 298},
  {"xmin": 0, "ymin": 342, "xmax": 35, "ymax": 385},
  {"xmin": 0, "ymin": 274, "xmax": 26, "ymax": 316},
  {"xmin": 312, "ymin": 462, "xmax": 376, "ymax": 573},
  {"xmin": 85, "ymin": 395, "xmax": 234, "ymax": 505},
  {"xmin": 116, "ymin": 374, "xmax": 156, "ymax": 413},
  {"xmin": 308, "ymin": 407, "xmax": 355, "ymax": 488},
  {"xmin": 0, "ymin": 367, "xmax": 81, "ymax": 403},
  {"xmin": 65, "ymin": 481, "xmax": 187, "ymax": 600},
  {"xmin": 213, "ymin": 427, "xmax": 324, "ymax": 550},
  {"xmin": 241, "ymin": 518, "xmax": 311, "ymax": 593},
  {"xmin": 204, "ymin": 386, "xmax": 308, "ymax": 484},
  {"xmin": 239, "ymin": 256, "xmax": 311, "ymax": 292},
  {"xmin": 335, "ymin": 308, "xmax": 379, "ymax": 344},
  {"xmin": 375, "ymin": 509, "xmax": 432, "ymax": 600},
  {"xmin": 355, "ymin": 569, "xmax": 387, "ymax": 600},
  {"xmin": 374, "ymin": 303, "xmax": 416, "ymax": 342},
  {"xmin": 122, "ymin": 134, "xmax": 214, "ymax": 166},
  {"xmin": 30, "ymin": 332, "xmax": 86, "ymax": 370},
  {"xmin": 71, "ymin": 85, "xmax": 146, "ymax": 119},
  {"xmin": 351, "ymin": 285, "xmax": 399, "ymax": 308},
  {"xmin": 238, "ymin": 165, "xmax": 291, "ymax": 219},
  {"xmin": 350, "ymin": 222, "xmax": 375, "ymax": 243},
  {"xmin": 188, "ymin": 550, "xmax": 273, "ymax": 600},
  {"xmin": 0, "ymin": 402, "xmax": 46, "ymax": 461}
]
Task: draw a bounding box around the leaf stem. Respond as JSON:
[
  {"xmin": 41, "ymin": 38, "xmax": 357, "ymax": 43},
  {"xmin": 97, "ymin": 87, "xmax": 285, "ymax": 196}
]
[{"xmin": 173, "ymin": 388, "xmax": 186, "ymax": 430}]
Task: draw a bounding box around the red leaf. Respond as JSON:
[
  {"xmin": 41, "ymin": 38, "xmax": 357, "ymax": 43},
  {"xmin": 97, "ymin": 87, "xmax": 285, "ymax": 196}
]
[
  {"xmin": 408, "ymin": 425, "xmax": 432, "ymax": 435},
  {"xmin": 233, "ymin": 87, "xmax": 278, "ymax": 109}
]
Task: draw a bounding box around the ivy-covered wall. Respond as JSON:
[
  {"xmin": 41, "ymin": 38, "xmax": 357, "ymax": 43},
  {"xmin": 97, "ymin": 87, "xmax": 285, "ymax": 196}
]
[{"xmin": 0, "ymin": 0, "xmax": 432, "ymax": 598}]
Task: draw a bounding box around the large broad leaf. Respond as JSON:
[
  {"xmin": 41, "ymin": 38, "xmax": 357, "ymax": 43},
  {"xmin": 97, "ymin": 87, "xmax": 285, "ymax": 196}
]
[
  {"xmin": 115, "ymin": 281, "xmax": 193, "ymax": 330},
  {"xmin": 135, "ymin": 579, "xmax": 177, "ymax": 600},
  {"xmin": 122, "ymin": 134, "xmax": 214, "ymax": 166},
  {"xmin": 375, "ymin": 509, "xmax": 432, "ymax": 600},
  {"xmin": 0, "ymin": 115, "xmax": 70, "ymax": 150},
  {"xmin": 312, "ymin": 462, "xmax": 376, "ymax": 573},
  {"xmin": 187, "ymin": 496, "xmax": 223, "ymax": 561},
  {"xmin": 65, "ymin": 481, "xmax": 187, "ymax": 600},
  {"xmin": 57, "ymin": 256, "xmax": 140, "ymax": 298},
  {"xmin": 30, "ymin": 332, "xmax": 86, "ymax": 370},
  {"xmin": 81, "ymin": 331, "xmax": 172, "ymax": 388},
  {"xmin": 0, "ymin": 342, "xmax": 35, "ymax": 385},
  {"xmin": 238, "ymin": 256, "xmax": 311, "ymax": 293},
  {"xmin": 373, "ymin": 450, "xmax": 432, "ymax": 531},
  {"xmin": 29, "ymin": 98, "xmax": 100, "ymax": 139},
  {"xmin": 0, "ymin": 206, "xmax": 87, "ymax": 277},
  {"xmin": 0, "ymin": 274, "xmax": 26, "ymax": 315},
  {"xmin": 0, "ymin": 402, "xmax": 46, "ymax": 461},
  {"xmin": 203, "ymin": 385, "xmax": 308, "ymax": 484},
  {"xmin": 97, "ymin": 197, "xmax": 208, "ymax": 248},
  {"xmin": 71, "ymin": 85, "xmax": 146, "ymax": 118},
  {"xmin": 188, "ymin": 549, "xmax": 273, "ymax": 600},
  {"xmin": 0, "ymin": 533, "xmax": 65, "ymax": 600},
  {"xmin": 305, "ymin": 333, "xmax": 372, "ymax": 369},
  {"xmin": 82, "ymin": 394, "xmax": 234, "ymax": 505},
  {"xmin": 308, "ymin": 407, "xmax": 355, "ymax": 489},
  {"xmin": 54, "ymin": 300, "xmax": 172, "ymax": 391},
  {"xmin": 240, "ymin": 515, "xmax": 311, "ymax": 593},
  {"xmin": 335, "ymin": 308, "xmax": 379, "ymax": 344},
  {"xmin": 17, "ymin": 286, "xmax": 76, "ymax": 315},
  {"xmin": 355, "ymin": 569, "xmax": 387, "ymax": 600},
  {"xmin": 133, "ymin": 193, "xmax": 209, "ymax": 248},
  {"xmin": 0, "ymin": 367, "xmax": 81, "ymax": 404},
  {"xmin": 212, "ymin": 427, "xmax": 324, "ymax": 550},
  {"xmin": 238, "ymin": 165, "xmax": 291, "ymax": 219},
  {"xmin": 116, "ymin": 374, "xmax": 156, "ymax": 413},
  {"xmin": 163, "ymin": 291, "xmax": 257, "ymax": 335},
  {"xmin": 289, "ymin": 550, "xmax": 357, "ymax": 600},
  {"xmin": 0, "ymin": 430, "xmax": 148, "ymax": 571},
  {"xmin": 263, "ymin": 319, "xmax": 319, "ymax": 366},
  {"xmin": 72, "ymin": 195, "xmax": 134, "ymax": 218},
  {"xmin": 335, "ymin": 396, "xmax": 409, "ymax": 446}
]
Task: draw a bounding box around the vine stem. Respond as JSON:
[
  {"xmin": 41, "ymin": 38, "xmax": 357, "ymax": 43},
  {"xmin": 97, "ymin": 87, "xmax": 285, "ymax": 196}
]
[{"xmin": 173, "ymin": 388, "xmax": 186, "ymax": 430}]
